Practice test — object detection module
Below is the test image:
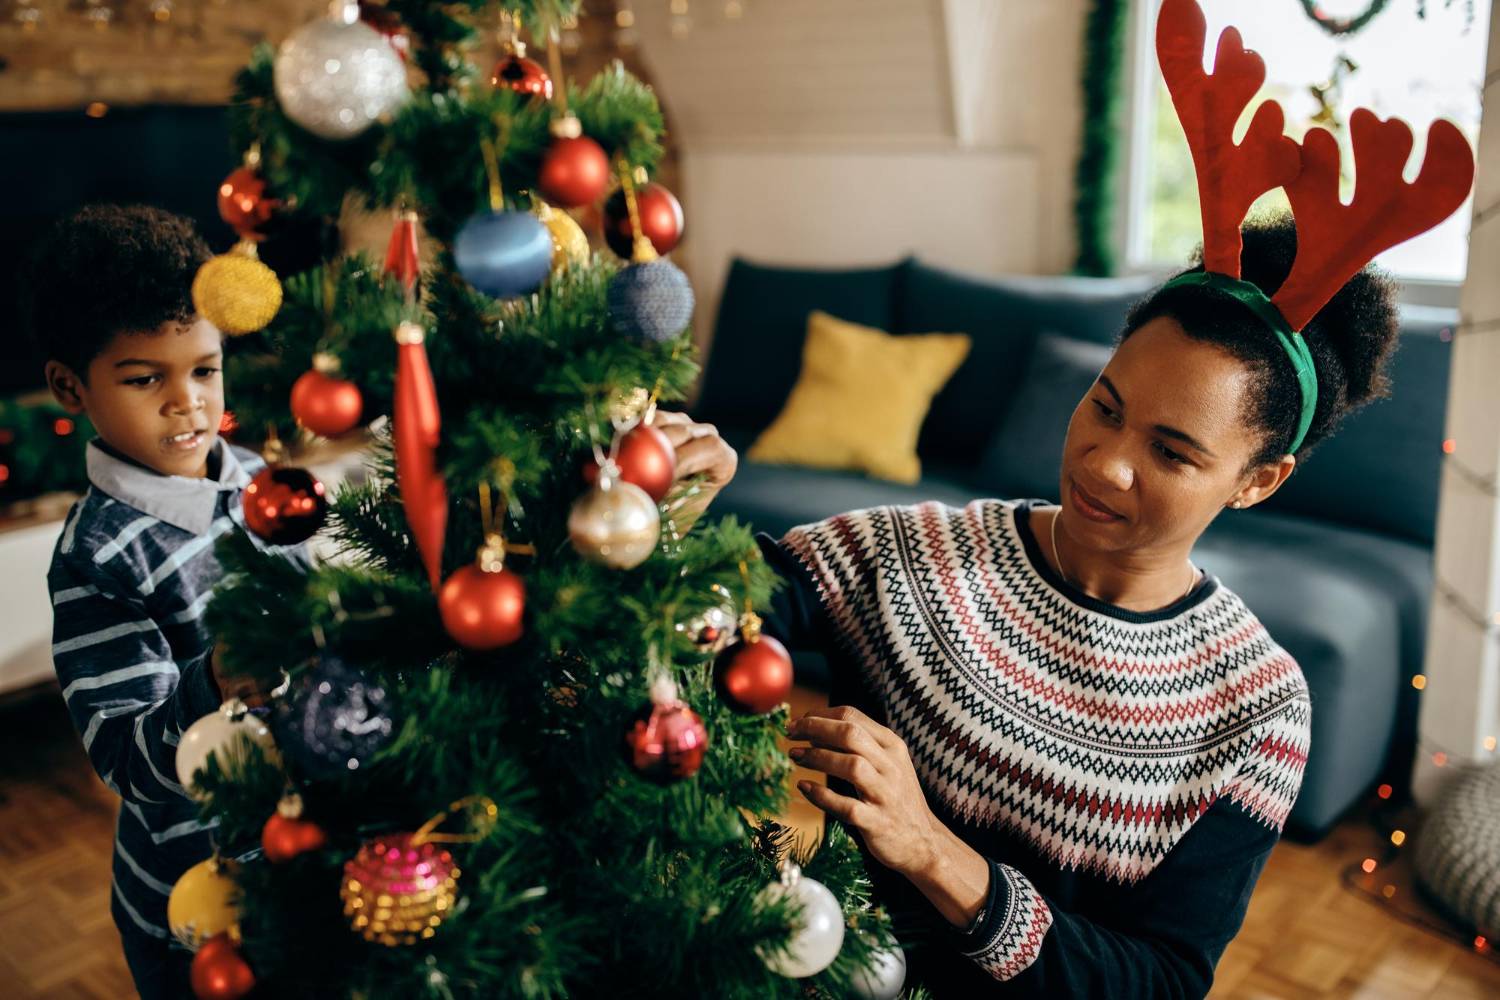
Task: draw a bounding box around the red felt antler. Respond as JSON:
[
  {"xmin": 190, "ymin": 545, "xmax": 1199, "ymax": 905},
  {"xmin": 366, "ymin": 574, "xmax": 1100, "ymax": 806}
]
[
  {"xmin": 1272, "ymin": 110, "xmax": 1475, "ymax": 331},
  {"xmin": 1156, "ymin": 0, "xmax": 1301, "ymax": 277}
]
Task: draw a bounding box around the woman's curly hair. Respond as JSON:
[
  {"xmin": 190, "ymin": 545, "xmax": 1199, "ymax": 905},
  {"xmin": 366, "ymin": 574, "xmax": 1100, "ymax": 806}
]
[
  {"xmin": 1122, "ymin": 211, "xmax": 1401, "ymax": 473},
  {"xmin": 22, "ymin": 204, "xmax": 212, "ymax": 380}
]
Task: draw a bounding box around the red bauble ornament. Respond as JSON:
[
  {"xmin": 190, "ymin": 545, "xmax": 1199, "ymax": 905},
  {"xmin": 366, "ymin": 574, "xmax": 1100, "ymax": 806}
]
[
  {"xmin": 439, "ymin": 563, "xmax": 526, "ymax": 651},
  {"xmin": 714, "ymin": 632, "xmax": 793, "ymax": 714},
  {"xmin": 217, "ymin": 166, "xmax": 277, "ymax": 241},
  {"xmin": 243, "ymin": 466, "xmax": 328, "ymax": 546},
  {"xmin": 290, "ymin": 368, "xmax": 364, "ymax": 438},
  {"xmin": 539, "ymin": 136, "xmax": 611, "ymax": 208},
  {"xmin": 624, "ymin": 682, "xmax": 708, "ymax": 784},
  {"xmin": 491, "ymin": 52, "xmax": 552, "ymax": 101},
  {"xmin": 190, "ymin": 934, "xmax": 255, "ymax": 1000},
  {"xmin": 359, "ymin": 1, "xmax": 411, "ymax": 62},
  {"xmin": 604, "ymin": 182, "xmax": 684, "ymax": 259},
  {"xmin": 262, "ymin": 797, "xmax": 328, "ymax": 864},
  {"xmin": 583, "ymin": 422, "xmax": 677, "ymax": 502}
]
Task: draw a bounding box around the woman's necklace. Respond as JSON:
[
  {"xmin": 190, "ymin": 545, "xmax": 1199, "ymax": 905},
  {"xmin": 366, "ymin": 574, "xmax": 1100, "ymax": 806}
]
[{"xmin": 1049, "ymin": 509, "xmax": 1198, "ymax": 607}]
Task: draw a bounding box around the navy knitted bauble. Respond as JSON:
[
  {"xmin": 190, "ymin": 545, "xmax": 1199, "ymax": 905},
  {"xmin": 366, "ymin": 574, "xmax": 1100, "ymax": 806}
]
[{"xmin": 607, "ymin": 259, "xmax": 695, "ymax": 343}]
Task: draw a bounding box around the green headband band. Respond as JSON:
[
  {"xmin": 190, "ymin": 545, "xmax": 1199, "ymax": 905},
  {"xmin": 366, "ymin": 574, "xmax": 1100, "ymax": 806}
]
[{"xmin": 1158, "ymin": 271, "xmax": 1318, "ymax": 455}]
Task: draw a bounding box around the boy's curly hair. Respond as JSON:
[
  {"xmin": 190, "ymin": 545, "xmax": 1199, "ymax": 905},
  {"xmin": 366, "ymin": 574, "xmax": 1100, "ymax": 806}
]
[{"xmin": 22, "ymin": 204, "xmax": 212, "ymax": 380}]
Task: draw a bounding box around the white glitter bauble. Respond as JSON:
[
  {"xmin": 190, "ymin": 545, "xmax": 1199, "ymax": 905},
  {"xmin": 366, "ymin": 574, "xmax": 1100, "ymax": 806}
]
[
  {"xmin": 756, "ymin": 862, "xmax": 845, "ymax": 978},
  {"xmin": 849, "ymin": 945, "xmax": 907, "ymax": 999},
  {"xmin": 274, "ymin": 5, "xmax": 408, "ymax": 141}
]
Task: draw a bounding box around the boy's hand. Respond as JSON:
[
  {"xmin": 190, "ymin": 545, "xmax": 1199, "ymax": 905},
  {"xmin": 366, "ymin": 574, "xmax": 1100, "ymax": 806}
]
[
  {"xmin": 210, "ymin": 642, "xmax": 277, "ymax": 709},
  {"xmin": 654, "ymin": 410, "xmax": 738, "ymax": 529}
]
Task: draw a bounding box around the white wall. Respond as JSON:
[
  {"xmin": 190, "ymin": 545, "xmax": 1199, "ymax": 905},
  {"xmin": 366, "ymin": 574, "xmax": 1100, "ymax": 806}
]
[
  {"xmin": 1412, "ymin": 0, "xmax": 1500, "ymax": 801},
  {"xmin": 629, "ymin": 0, "xmax": 1089, "ymax": 347}
]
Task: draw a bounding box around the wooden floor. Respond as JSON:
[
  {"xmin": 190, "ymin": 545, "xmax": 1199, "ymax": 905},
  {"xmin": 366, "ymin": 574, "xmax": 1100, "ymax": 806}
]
[{"xmin": 2, "ymin": 684, "xmax": 1496, "ymax": 999}]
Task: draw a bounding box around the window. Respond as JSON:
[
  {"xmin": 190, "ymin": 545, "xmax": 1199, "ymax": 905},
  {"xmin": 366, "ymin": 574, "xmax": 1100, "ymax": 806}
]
[{"xmin": 1126, "ymin": 0, "xmax": 1491, "ymax": 284}]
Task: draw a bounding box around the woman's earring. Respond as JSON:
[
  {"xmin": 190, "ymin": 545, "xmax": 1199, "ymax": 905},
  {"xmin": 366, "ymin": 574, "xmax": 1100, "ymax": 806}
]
[{"xmin": 1229, "ymin": 500, "xmax": 1243, "ymax": 509}]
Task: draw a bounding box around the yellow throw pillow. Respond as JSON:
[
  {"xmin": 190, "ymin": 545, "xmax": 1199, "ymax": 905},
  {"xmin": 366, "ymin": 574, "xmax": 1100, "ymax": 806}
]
[{"xmin": 748, "ymin": 311, "xmax": 970, "ymax": 484}]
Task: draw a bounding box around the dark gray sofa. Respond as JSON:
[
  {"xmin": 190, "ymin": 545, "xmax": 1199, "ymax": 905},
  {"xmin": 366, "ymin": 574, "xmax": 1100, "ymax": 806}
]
[{"xmin": 691, "ymin": 256, "xmax": 1456, "ymax": 841}]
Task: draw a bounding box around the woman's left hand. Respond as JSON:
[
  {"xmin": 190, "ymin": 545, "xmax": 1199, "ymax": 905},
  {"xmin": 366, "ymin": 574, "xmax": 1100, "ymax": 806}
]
[{"xmin": 788, "ymin": 705, "xmax": 940, "ymax": 877}]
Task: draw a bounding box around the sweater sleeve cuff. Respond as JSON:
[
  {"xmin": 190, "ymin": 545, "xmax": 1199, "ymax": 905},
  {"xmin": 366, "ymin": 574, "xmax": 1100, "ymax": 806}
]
[{"xmin": 951, "ymin": 860, "xmax": 1054, "ymax": 982}]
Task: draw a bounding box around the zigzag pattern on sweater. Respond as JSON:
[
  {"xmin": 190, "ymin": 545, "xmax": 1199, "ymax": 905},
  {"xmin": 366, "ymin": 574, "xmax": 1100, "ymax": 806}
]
[
  {"xmin": 962, "ymin": 864, "xmax": 1053, "ymax": 980},
  {"xmin": 782, "ymin": 499, "xmax": 1311, "ymax": 887}
]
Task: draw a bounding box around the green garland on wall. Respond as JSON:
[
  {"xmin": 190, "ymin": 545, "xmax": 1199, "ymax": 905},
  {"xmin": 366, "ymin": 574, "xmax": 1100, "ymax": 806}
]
[{"xmin": 1072, "ymin": 0, "xmax": 1129, "ymax": 277}]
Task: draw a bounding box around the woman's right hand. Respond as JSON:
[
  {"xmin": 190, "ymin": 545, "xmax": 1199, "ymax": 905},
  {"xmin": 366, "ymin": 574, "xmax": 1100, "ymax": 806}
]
[{"xmin": 652, "ymin": 410, "xmax": 738, "ymax": 529}]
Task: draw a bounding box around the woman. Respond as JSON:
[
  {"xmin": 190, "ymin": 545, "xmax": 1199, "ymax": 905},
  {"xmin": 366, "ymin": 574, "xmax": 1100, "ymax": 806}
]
[{"xmin": 654, "ymin": 214, "xmax": 1402, "ymax": 997}]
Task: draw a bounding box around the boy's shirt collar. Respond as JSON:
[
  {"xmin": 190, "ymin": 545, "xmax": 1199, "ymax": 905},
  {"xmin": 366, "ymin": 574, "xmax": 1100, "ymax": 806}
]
[{"xmin": 86, "ymin": 437, "xmax": 252, "ymax": 536}]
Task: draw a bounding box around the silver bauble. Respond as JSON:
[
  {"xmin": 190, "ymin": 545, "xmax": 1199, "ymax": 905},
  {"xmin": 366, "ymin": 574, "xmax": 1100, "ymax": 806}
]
[
  {"xmin": 176, "ymin": 699, "xmax": 277, "ymax": 798},
  {"xmin": 568, "ymin": 476, "xmax": 661, "ymax": 570},
  {"xmin": 274, "ymin": 6, "xmax": 408, "ymax": 141},
  {"xmin": 756, "ymin": 862, "xmax": 845, "ymax": 978},
  {"xmin": 850, "ymin": 945, "xmax": 908, "ymax": 1000}
]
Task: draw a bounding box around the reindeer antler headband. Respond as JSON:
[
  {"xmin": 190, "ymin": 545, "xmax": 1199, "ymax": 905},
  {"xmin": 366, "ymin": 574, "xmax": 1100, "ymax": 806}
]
[{"xmin": 1155, "ymin": 0, "xmax": 1475, "ymax": 454}]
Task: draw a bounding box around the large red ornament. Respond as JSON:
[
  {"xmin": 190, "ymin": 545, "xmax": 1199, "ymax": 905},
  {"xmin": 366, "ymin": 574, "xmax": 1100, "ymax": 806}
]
[
  {"xmin": 190, "ymin": 934, "xmax": 255, "ymax": 1000},
  {"xmin": 624, "ymin": 688, "xmax": 708, "ymax": 784},
  {"xmin": 604, "ymin": 182, "xmax": 684, "ymax": 260},
  {"xmin": 439, "ymin": 563, "xmax": 526, "ymax": 651},
  {"xmin": 217, "ymin": 166, "xmax": 277, "ymax": 241},
  {"xmin": 539, "ymin": 136, "xmax": 611, "ymax": 208},
  {"xmin": 290, "ymin": 368, "xmax": 364, "ymax": 438},
  {"xmin": 582, "ymin": 422, "xmax": 677, "ymax": 502},
  {"xmin": 492, "ymin": 52, "xmax": 552, "ymax": 101},
  {"xmin": 262, "ymin": 799, "xmax": 328, "ymax": 864},
  {"xmin": 714, "ymin": 632, "xmax": 793, "ymax": 715},
  {"xmin": 243, "ymin": 466, "xmax": 327, "ymax": 546}
]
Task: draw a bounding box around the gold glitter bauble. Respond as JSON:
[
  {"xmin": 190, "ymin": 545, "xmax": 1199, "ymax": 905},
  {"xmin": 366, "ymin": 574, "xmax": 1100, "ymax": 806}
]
[
  {"xmin": 192, "ymin": 241, "xmax": 283, "ymax": 335},
  {"xmin": 341, "ymin": 835, "xmax": 460, "ymax": 947},
  {"xmin": 534, "ymin": 201, "xmax": 589, "ymax": 274},
  {"xmin": 567, "ymin": 478, "xmax": 661, "ymax": 570},
  {"xmin": 167, "ymin": 858, "xmax": 240, "ymax": 951}
]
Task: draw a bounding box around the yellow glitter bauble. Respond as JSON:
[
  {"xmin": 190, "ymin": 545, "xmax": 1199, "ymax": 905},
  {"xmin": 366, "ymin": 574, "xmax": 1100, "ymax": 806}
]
[
  {"xmin": 341, "ymin": 834, "xmax": 460, "ymax": 947},
  {"xmin": 534, "ymin": 201, "xmax": 589, "ymax": 274},
  {"xmin": 192, "ymin": 240, "xmax": 283, "ymax": 335},
  {"xmin": 167, "ymin": 857, "xmax": 241, "ymax": 950}
]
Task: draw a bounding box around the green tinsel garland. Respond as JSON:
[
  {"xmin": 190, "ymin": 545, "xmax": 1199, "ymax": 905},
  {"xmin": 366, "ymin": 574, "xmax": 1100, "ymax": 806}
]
[{"xmin": 1072, "ymin": 0, "xmax": 1128, "ymax": 276}]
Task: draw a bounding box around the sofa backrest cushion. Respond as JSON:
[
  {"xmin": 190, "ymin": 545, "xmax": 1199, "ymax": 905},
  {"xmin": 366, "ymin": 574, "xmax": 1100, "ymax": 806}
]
[
  {"xmin": 896, "ymin": 261, "xmax": 1156, "ymax": 465},
  {"xmin": 694, "ymin": 257, "xmax": 909, "ymax": 433},
  {"xmin": 974, "ymin": 333, "xmax": 1113, "ymax": 500},
  {"xmin": 1256, "ymin": 305, "xmax": 1455, "ymax": 544}
]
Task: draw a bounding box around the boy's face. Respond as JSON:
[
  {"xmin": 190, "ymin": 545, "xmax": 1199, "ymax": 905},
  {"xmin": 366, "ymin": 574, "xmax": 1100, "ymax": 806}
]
[{"xmin": 46, "ymin": 318, "xmax": 225, "ymax": 479}]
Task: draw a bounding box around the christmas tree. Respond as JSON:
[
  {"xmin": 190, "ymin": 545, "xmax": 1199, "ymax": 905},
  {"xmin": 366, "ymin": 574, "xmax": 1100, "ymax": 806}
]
[{"xmin": 169, "ymin": 2, "xmax": 909, "ymax": 997}]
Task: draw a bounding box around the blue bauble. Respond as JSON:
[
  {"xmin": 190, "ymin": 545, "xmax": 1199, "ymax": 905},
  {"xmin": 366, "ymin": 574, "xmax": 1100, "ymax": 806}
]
[
  {"xmin": 607, "ymin": 259, "xmax": 696, "ymax": 343},
  {"xmin": 271, "ymin": 656, "xmax": 395, "ymax": 780},
  {"xmin": 453, "ymin": 211, "xmax": 553, "ymax": 299}
]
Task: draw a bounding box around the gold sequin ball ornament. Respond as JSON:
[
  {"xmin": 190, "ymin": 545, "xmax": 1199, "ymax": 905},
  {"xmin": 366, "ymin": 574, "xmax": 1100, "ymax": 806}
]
[
  {"xmin": 340, "ymin": 796, "xmax": 497, "ymax": 946},
  {"xmin": 192, "ymin": 240, "xmax": 283, "ymax": 335}
]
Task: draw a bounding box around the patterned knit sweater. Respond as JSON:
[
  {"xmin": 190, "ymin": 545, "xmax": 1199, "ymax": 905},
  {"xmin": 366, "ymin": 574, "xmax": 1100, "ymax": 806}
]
[{"xmin": 758, "ymin": 497, "xmax": 1310, "ymax": 999}]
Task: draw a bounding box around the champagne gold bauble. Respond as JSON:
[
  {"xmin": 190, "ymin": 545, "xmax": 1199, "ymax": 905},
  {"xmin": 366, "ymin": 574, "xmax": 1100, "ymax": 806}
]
[
  {"xmin": 168, "ymin": 858, "xmax": 241, "ymax": 950},
  {"xmin": 567, "ymin": 476, "xmax": 660, "ymax": 570},
  {"xmin": 192, "ymin": 241, "xmax": 283, "ymax": 335},
  {"xmin": 534, "ymin": 200, "xmax": 589, "ymax": 273},
  {"xmin": 176, "ymin": 699, "xmax": 277, "ymax": 799}
]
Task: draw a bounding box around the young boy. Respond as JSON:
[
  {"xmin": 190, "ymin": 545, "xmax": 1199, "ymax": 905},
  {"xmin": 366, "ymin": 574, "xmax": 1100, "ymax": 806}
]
[{"xmin": 25, "ymin": 205, "xmax": 285, "ymax": 999}]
